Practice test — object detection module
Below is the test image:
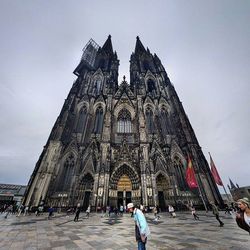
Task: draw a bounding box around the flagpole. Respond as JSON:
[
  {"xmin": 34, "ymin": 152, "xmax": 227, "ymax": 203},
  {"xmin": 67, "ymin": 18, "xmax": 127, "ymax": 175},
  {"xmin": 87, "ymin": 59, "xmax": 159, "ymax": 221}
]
[
  {"xmin": 208, "ymin": 152, "xmax": 230, "ymax": 202},
  {"xmin": 194, "ymin": 163, "xmax": 208, "ymax": 212},
  {"xmin": 196, "ymin": 176, "xmax": 208, "ymax": 212},
  {"xmin": 188, "ymin": 154, "xmax": 208, "ymax": 212}
]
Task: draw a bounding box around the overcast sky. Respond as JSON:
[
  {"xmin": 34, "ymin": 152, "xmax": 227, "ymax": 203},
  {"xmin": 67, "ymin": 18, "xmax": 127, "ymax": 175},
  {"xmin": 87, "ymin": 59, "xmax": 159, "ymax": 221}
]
[{"xmin": 0, "ymin": 0, "xmax": 249, "ymax": 192}]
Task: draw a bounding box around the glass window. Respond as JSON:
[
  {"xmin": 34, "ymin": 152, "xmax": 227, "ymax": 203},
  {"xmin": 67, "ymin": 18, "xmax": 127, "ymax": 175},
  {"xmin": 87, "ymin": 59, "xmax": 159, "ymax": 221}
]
[
  {"xmin": 117, "ymin": 109, "xmax": 132, "ymax": 133},
  {"xmin": 146, "ymin": 108, "xmax": 154, "ymax": 134},
  {"xmin": 76, "ymin": 106, "xmax": 87, "ymax": 133},
  {"xmin": 93, "ymin": 107, "xmax": 104, "ymax": 133}
]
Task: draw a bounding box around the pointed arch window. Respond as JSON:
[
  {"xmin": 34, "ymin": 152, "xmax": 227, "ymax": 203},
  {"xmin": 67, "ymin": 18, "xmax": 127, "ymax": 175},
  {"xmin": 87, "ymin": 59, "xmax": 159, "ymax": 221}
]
[
  {"xmin": 145, "ymin": 108, "xmax": 155, "ymax": 134},
  {"xmin": 59, "ymin": 154, "xmax": 75, "ymax": 191},
  {"xmin": 93, "ymin": 107, "xmax": 104, "ymax": 134},
  {"xmin": 76, "ymin": 106, "xmax": 88, "ymax": 133},
  {"xmin": 160, "ymin": 107, "xmax": 171, "ymax": 134},
  {"xmin": 117, "ymin": 109, "xmax": 132, "ymax": 133},
  {"xmin": 143, "ymin": 60, "xmax": 150, "ymax": 71},
  {"xmin": 147, "ymin": 79, "xmax": 157, "ymax": 95},
  {"xmin": 174, "ymin": 157, "xmax": 187, "ymax": 191},
  {"xmin": 93, "ymin": 78, "xmax": 102, "ymax": 95}
]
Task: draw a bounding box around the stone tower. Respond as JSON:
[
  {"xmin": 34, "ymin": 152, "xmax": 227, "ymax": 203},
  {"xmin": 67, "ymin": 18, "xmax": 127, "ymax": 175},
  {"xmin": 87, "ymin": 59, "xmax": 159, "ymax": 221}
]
[{"xmin": 24, "ymin": 36, "xmax": 223, "ymax": 210}]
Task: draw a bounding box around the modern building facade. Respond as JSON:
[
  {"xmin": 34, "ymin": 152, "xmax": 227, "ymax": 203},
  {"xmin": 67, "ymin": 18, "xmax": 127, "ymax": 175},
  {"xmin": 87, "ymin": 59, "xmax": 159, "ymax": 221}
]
[
  {"xmin": 24, "ymin": 36, "xmax": 223, "ymax": 210},
  {"xmin": 0, "ymin": 183, "xmax": 26, "ymax": 206}
]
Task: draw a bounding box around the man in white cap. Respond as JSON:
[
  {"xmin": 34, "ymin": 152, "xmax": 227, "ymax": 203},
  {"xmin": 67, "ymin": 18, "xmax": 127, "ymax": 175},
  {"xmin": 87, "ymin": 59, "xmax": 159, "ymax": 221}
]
[
  {"xmin": 236, "ymin": 197, "xmax": 250, "ymax": 234},
  {"xmin": 127, "ymin": 203, "xmax": 150, "ymax": 250}
]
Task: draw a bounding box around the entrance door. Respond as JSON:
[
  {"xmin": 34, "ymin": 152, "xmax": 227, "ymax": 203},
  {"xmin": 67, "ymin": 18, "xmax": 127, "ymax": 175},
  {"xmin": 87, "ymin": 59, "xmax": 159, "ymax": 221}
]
[
  {"xmin": 117, "ymin": 191, "xmax": 123, "ymax": 208},
  {"xmin": 83, "ymin": 191, "xmax": 91, "ymax": 210},
  {"xmin": 126, "ymin": 191, "xmax": 131, "ymax": 205},
  {"xmin": 158, "ymin": 191, "xmax": 166, "ymax": 211}
]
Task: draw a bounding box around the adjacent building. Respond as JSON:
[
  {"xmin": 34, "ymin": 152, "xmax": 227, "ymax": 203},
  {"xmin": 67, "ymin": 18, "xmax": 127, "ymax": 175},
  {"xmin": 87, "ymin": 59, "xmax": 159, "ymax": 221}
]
[
  {"xmin": 228, "ymin": 178, "xmax": 250, "ymax": 201},
  {"xmin": 0, "ymin": 183, "xmax": 26, "ymax": 206}
]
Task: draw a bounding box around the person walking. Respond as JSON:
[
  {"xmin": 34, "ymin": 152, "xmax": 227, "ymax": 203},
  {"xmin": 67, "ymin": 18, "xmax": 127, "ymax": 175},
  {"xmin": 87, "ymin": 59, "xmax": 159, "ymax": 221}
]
[
  {"xmin": 191, "ymin": 206, "xmax": 199, "ymax": 220},
  {"xmin": 235, "ymin": 197, "xmax": 250, "ymax": 234},
  {"xmin": 48, "ymin": 206, "xmax": 54, "ymax": 220},
  {"xmin": 153, "ymin": 206, "xmax": 160, "ymax": 221},
  {"xmin": 74, "ymin": 203, "xmax": 81, "ymax": 222},
  {"xmin": 119, "ymin": 205, "xmax": 124, "ymax": 216},
  {"xmin": 168, "ymin": 205, "xmax": 176, "ymax": 218},
  {"xmin": 211, "ymin": 202, "xmax": 224, "ymax": 227},
  {"xmin": 127, "ymin": 203, "xmax": 150, "ymax": 250},
  {"xmin": 224, "ymin": 204, "xmax": 232, "ymax": 215},
  {"xmin": 86, "ymin": 205, "xmax": 90, "ymax": 218},
  {"xmin": 4, "ymin": 205, "xmax": 13, "ymax": 219},
  {"xmin": 23, "ymin": 206, "xmax": 29, "ymax": 216}
]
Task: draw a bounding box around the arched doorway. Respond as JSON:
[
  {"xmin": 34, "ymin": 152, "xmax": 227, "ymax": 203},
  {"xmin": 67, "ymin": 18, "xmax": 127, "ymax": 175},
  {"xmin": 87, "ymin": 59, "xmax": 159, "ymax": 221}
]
[
  {"xmin": 117, "ymin": 174, "xmax": 132, "ymax": 208},
  {"xmin": 109, "ymin": 164, "xmax": 141, "ymax": 208},
  {"xmin": 156, "ymin": 173, "xmax": 171, "ymax": 211},
  {"xmin": 78, "ymin": 173, "xmax": 94, "ymax": 210}
]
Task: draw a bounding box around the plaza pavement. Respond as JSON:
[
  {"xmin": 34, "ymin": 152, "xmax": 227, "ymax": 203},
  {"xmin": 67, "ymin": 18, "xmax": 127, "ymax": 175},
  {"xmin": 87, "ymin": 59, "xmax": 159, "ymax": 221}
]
[{"xmin": 0, "ymin": 210, "xmax": 249, "ymax": 250}]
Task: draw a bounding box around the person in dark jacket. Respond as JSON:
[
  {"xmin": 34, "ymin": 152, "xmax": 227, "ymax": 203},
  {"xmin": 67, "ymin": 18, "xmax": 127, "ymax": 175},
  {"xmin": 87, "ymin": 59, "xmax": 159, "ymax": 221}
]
[
  {"xmin": 236, "ymin": 197, "xmax": 250, "ymax": 235},
  {"xmin": 210, "ymin": 202, "xmax": 224, "ymax": 227},
  {"xmin": 74, "ymin": 203, "xmax": 81, "ymax": 222}
]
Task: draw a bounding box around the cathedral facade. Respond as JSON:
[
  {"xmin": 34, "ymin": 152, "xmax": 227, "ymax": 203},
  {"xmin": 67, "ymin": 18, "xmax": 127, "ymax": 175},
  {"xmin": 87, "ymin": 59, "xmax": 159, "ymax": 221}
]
[{"xmin": 24, "ymin": 36, "xmax": 223, "ymax": 210}]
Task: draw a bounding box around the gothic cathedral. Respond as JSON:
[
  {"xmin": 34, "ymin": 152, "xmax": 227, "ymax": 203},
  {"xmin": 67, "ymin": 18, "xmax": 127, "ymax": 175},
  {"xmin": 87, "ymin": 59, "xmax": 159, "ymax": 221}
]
[{"xmin": 24, "ymin": 36, "xmax": 223, "ymax": 210}]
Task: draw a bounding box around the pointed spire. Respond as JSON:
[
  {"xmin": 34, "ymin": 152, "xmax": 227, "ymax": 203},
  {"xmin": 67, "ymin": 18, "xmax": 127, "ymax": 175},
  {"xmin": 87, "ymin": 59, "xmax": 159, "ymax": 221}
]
[
  {"xmin": 102, "ymin": 35, "xmax": 113, "ymax": 55},
  {"xmin": 135, "ymin": 36, "xmax": 146, "ymax": 55},
  {"xmin": 229, "ymin": 178, "xmax": 236, "ymax": 189}
]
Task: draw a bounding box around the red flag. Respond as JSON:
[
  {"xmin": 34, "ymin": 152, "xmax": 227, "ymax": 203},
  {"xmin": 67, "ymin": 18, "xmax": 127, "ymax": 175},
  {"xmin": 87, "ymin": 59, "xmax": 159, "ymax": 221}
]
[
  {"xmin": 210, "ymin": 154, "xmax": 223, "ymax": 186},
  {"xmin": 186, "ymin": 156, "xmax": 198, "ymax": 188}
]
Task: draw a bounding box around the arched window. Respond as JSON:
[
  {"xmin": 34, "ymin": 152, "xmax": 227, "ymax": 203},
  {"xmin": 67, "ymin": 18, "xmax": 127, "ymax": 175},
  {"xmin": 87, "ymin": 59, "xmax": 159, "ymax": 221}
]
[
  {"xmin": 59, "ymin": 154, "xmax": 75, "ymax": 191},
  {"xmin": 143, "ymin": 60, "xmax": 150, "ymax": 71},
  {"xmin": 93, "ymin": 78, "xmax": 102, "ymax": 95},
  {"xmin": 145, "ymin": 108, "xmax": 155, "ymax": 134},
  {"xmin": 117, "ymin": 109, "xmax": 132, "ymax": 133},
  {"xmin": 76, "ymin": 106, "xmax": 87, "ymax": 133},
  {"xmin": 174, "ymin": 158, "xmax": 187, "ymax": 191},
  {"xmin": 96, "ymin": 79, "xmax": 102, "ymax": 94},
  {"xmin": 93, "ymin": 107, "xmax": 104, "ymax": 134},
  {"xmin": 147, "ymin": 79, "xmax": 156, "ymax": 94},
  {"xmin": 160, "ymin": 108, "xmax": 171, "ymax": 134}
]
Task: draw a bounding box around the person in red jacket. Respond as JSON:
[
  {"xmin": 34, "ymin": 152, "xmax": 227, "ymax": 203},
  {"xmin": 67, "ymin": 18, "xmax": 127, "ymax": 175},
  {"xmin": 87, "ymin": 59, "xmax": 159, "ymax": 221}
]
[{"xmin": 236, "ymin": 197, "xmax": 250, "ymax": 235}]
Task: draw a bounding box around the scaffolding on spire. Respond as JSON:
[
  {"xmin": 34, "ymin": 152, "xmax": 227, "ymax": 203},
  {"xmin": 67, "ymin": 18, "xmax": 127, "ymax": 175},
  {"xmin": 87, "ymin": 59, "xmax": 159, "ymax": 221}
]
[{"xmin": 80, "ymin": 39, "xmax": 100, "ymax": 67}]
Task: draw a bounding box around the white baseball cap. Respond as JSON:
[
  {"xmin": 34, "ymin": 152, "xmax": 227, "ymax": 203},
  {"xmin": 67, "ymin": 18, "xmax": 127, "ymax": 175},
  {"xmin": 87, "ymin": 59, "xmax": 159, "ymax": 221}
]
[{"xmin": 127, "ymin": 203, "xmax": 134, "ymax": 209}]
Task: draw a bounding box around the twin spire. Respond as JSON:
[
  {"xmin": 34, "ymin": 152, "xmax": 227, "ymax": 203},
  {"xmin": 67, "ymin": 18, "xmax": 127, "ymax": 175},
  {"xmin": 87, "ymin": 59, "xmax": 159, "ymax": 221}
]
[
  {"xmin": 101, "ymin": 35, "xmax": 148, "ymax": 56},
  {"xmin": 74, "ymin": 35, "xmax": 159, "ymax": 76},
  {"xmin": 102, "ymin": 34, "xmax": 113, "ymax": 55}
]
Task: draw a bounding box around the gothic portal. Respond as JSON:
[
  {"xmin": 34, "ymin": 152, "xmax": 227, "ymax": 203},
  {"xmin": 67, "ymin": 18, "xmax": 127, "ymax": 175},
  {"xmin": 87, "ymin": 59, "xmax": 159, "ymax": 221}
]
[{"xmin": 24, "ymin": 36, "xmax": 223, "ymax": 210}]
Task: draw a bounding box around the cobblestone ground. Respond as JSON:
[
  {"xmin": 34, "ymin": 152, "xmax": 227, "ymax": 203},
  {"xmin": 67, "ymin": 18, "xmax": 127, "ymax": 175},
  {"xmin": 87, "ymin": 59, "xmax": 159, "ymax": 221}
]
[{"xmin": 0, "ymin": 211, "xmax": 249, "ymax": 250}]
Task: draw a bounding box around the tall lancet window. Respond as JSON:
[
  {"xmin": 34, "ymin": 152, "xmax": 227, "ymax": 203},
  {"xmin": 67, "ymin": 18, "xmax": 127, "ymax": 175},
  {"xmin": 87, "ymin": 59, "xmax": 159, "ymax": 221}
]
[
  {"xmin": 160, "ymin": 107, "xmax": 171, "ymax": 134},
  {"xmin": 93, "ymin": 107, "xmax": 104, "ymax": 134},
  {"xmin": 96, "ymin": 79, "xmax": 102, "ymax": 94},
  {"xmin": 93, "ymin": 78, "xmax": 102, "ymax": 95},
  {"xmin": 59, "ymin": 154, "xmax": 75, "ymax": 191},
  {"xmin": 145, "ymin": 108, "xmax": 155, "ymax": 134},
  {"xmin": 174, "ymin": 157, "xmax": 187, "ymax": 191},
  {"xmin": 76, "ymin": 106, "xmax": 88, "ymax": 133},
  {"xmin": 147, "ymin": 79, "xmax": 157, "ymax": 95},
  {"xmin": 117, "ymin": 109, "xmax": 132, "ymax": 133}
]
